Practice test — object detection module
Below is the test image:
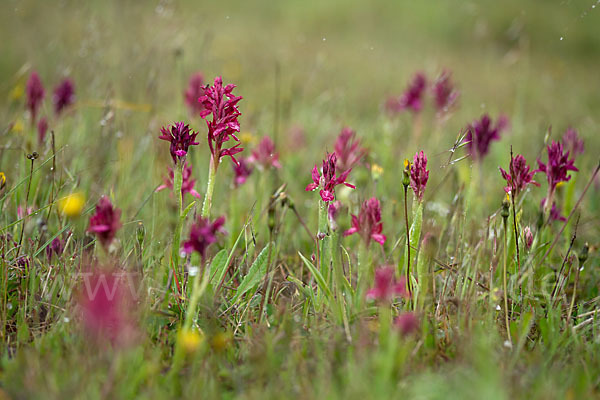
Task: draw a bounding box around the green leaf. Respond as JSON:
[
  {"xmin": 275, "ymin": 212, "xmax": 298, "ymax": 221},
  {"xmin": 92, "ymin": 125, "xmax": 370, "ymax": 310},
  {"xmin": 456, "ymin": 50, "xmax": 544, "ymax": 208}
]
[
  {"xmin": 232, "ymin": 243, "xmax": 271, "ymax": 304},
  {"xmin": 208, "ymin": 249, "xmax": 228, "ymax": 286},
  {"xmin": 298, "ymin": 251, "xmax": 332, "ymax": 301}
]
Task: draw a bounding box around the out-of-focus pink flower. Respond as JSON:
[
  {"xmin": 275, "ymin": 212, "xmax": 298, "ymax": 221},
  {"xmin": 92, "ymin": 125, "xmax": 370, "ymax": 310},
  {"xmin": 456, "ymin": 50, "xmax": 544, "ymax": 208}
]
[
  {"xmin": 26, "ymin": 71, "xmax": 45, "ymax": 124},
  {"xmin": 199, "ymin": 76, "xmax": 244, "ymax": 166},
  {"xmin": 541, "ymin": 198, "xmax": 566, "ymax": 222},
  {"xmin": 333, "ymin": 127, "xmax": 367, "ymax": 171},
  {"xmin": 410, "ymin": 151, "xmax": 429, "ymax": 202},
  {"xmin": 386, "ymin": 72, "xmax": 427, "ymax": 114},
  {"xmin": 499, "ymin": 154, "xmax": 539, "ymax": 196},
  {"xmin": 466, "ymin": 114, "xmax": 508, "ymax": 160},
  {"xmin": 249, "ymin": 136, "xmax": 281, "ymax": 170},
  {"xmin": 524, "ymin": 226, "xmax": 533, "ymax": 250},
  {"xmin": 182, "ymin": 216, "xmax": 226, "ymax": 260},
  {"xmin": 158, "ymin": 121, "xmax": 199, "ymax": 165},
  {"xmin": 37, "ymin": 117, "xmax": 48, "ymax": 144},
  {"xmin": 344, "ymin": 197, "xmax": 386, "ymax": 246},
  {"xmin": 52, "ymin": 78, "xmax": 75, "ymax": 115},
  {"xmin": 156, "ymin": 162, "xmax": 201, "ymax": 199},
  {"xmin": 184, "ymin": 72, "xmax": 206, "ymax": 117},
  {"xmin": 394, "ymin": 312, "xmax": 419, "ymax": 336},
  {"xmin": 289, "ymin": 124, "xmax": 306, "ymax": 148},
  {"xmin": 305, "ymin": 152, "xmax": 355, "ymax": 203},
  {"xmin": 537, "ymin": 141, "xmax": 578, "ymax": 193},
  {"xmin": 87, "ymin": 196, "xmax": 122, "ymax": 248},
  {"xmin": 232, "ymin": 157, "xmax": 253, "ymax": 187},
  {"xmin": 17, "ymin": 206, "xmax": 35, "ymax": 219},
  {"xmin": 46, "ymin": 237, "xmax": 65, "ymax": 262},
  {"xmin": 79, "ymin": 268, "xmax": 138, "ymax": 347},
  {"xmin": 561, "ymin": 127, "xmax": 584, "ymax": 157},
  {"xmin": 432, "ymin": 70, "xmax": 459, "ymax": 114},
  {"xmin": 366, "ymin": 266, "xmax": 407, "ymax": 302}
]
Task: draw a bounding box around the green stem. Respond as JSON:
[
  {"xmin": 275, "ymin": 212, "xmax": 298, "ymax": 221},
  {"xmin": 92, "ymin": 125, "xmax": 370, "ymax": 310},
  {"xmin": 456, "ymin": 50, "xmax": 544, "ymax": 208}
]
[
  {"xmin": 201, "ymin": 156, "xmax": 217, "ymax": 218},
  {"xmin": 403, "ymin": 185, "xmax": 412, "ymax": 298},
  {"xmin": 503, "ymin": 217, "xmax": 512, "ymax": 345},
  {"xmin": 171, "ymin": 162, "xmax": 184, "ymax": 277}
]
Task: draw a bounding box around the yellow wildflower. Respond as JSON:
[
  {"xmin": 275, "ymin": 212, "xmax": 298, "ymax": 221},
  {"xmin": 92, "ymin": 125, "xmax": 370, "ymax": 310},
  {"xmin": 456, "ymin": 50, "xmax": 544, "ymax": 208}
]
[
  {"xmin": 59, "ymin": 193, "xmax": 85, "ymax": 217},
  {"xmin": 179, "ymin": 328, "xmax": 203, "ymax": 353}
]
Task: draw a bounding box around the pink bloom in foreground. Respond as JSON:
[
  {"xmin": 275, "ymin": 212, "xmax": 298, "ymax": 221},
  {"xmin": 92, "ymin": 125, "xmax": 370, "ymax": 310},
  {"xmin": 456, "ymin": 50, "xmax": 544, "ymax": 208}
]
[
  {"xmin": 249, "ymin": 136, "xmax": 281, "ymax": 170},
  {"xmin": 432, "ymin": 70, "xmax": 459, "ymax": 114},
  {"xmin": 232, "ymin": 157, "xmax": 253, "ymax": 187},
  {"xmin": 87, "ymin": 196, "xmax": 122, "ymax": 248},
  {"xmin": 561, "ymin": 127, "xmax": 584, "ymax": 157},
  {"xmin": 394, "ymin": 312, "xmax": 419, "ymax": 336},
  {"xmin": 305, "ymin": 152, "xmax": 355, "ymax": 203},
  {"xmin": 465, "ymin": 114, "xmax": 509, "ymax": 160},
  {"xmin": 26, "ymin": 71, "xmax": 45, "ymax": 123},
  {"xmin": 367, "ymin": 266, "xmax": 407, "ymax": 302},
  {"xmin": 334, "ymin": 127, "xmax": 367, "ymax": 171},
  {"xmin": 158, "ymin": 121, "xmax": 199, "ymax": 165},
  {"xmin": 537, "ymin": 141, "xmax": 578, "ymax": 193},
  {"xmin": 182, "ymin": 216, "xmax": 226, "ymax": 260},
  {"xmin": 53, "ymin": 78, "xmax": 75, "ymax": 115},
  {"xmin": 198, "ymin": 76, "xmax": 244, "ymax": 166},
  {"xmin": 344, "ymin": 197, "xmax": 386, "ymax": 246},
  {"xmin": 156, "ymin": 162, "xmax": 202, "ymax": 199},
  {"xmin": 410, "ymin": 151, "xmax": 429, "ymax": 202},
  {"xmin": 184, "ymin": 72, "xmax": 206, "ymax": 117},
  {"xmin": 499, "ymin": 154, "xmax": 539, "ymax": 196}
]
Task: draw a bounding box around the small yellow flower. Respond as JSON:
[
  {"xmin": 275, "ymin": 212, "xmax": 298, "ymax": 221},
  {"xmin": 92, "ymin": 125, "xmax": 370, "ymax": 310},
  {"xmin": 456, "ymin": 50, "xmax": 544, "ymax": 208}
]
[
  {"xmin": 240, "ymin": 132, "xmax": 256, "ymax": 146},
  {"xmin": 9, "ymin": 82, "xmax": 24, "ymax": 101},
  {"xmin": 179, "ymin": 328, "xmax": 203, "ymax": 353},
  {"xmin": 371, "ymin": 163, "xmax": 384, "ymax": 181},
  {"xmin": 403, "ymin": 159, "xmax": 411, "ymax": 169},
  {"xmin": 12, "ymin": 119, "xmax": 24, "ymax": 133},
  {"xmin": 59, "ymin": 193, "xmax": 85, "ymax": 217},
  {"xmin": 211, "ymin": 331, "xmax": 232, "ymax": 352},
  {"xmin": 0, "ymin": 172, "xmax": 6, "ymax": 190},
  {"xmin": 555, "ymin": 181, "xmax": 565, "ymax": 189}
]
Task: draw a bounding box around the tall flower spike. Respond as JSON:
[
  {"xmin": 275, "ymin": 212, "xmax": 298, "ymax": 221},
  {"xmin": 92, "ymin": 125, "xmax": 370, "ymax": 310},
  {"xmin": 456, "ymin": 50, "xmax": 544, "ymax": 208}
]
[
  {"xmin": 344, "ymin": 197, "xmax": 386, "ymax": 246},
  {"xmin": 561, "ymin": 127, "xmax": 584, "ymax": 157},
  {"xmin": 249, "ymin": 136, "xmax": 281, "ymax": 170},
  {"xmin": 158, "ymin": 121, "xmax": 199, "ymax": 165},
  {"xmin": 465, "ymin": 114, "xmax": 508, "ymax": 160},
  {"xmin": 366, "ymin": 266, "xmax": 407, "ymax": 302},
  {"xmin": 184, "ymin": 72, "xmax": 206, "ymax": 117},
  {"xmin": 398, "ymin": 72, "xmax": 427, "ymax": 113},
  {"xmin": 499, "ymin": 154, "xmax": 539, "ymax": 196},
  {"xmin": 37, "ymin": 117, "xmax": 48, "ymax": 144},
  {"xmin": 87, "ymin": 196, "xmax": 122, "ymax": 248},
  {"xmin": 26, "ymin": 71, "xmax": 45, "ymax": 124},
  {"xmin": 198, "ymin": 76, "xmax": 244, "ymax": 166},
  {"xmin": 305, "ymin": 152, "xmax": 355, "ymax": 203},
  {"xmin": 156, "ymin": 162, "xmax": 201, "ymax": 199},
  {"xmin": 232, "ymin": 157, "xmax": 253, "ymax": 187},
  {"xmin": 334, "ymin": 127, "xmax": 367, "ymax": 171},
  {"xmin": 537, "ymin": 141, "xmax": 578, "ymax": 193},
  {"xmin": 182, "ymin": 216, "xmax": 226, "ymax": 260},
  {"xmin": 432, "ymin": 70, "xmax": 459, "ymax": 114},
  {"xmin": 53, "ymin": 78, "xmax": 75, "ymax": 115},
  {"xmin": 410, "ymin": 151, "xmax": 429, "ymax": 202}
]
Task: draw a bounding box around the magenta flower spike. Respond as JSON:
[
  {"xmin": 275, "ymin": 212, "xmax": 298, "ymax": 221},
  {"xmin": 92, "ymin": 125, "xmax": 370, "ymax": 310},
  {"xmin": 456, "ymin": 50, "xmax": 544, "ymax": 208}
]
[
  {"xmin": 184, "ymin": 72, "xmax": 206, "ymax": 117},
  {"xmin": 344, "ymin": 197, "xmax": 386, "ymax": 246},
  {"xmin": 537, "ymin": 141, "xmax": 578, "ymax": 193},
  {"xmin": 432, "ymin": 70, "xmax": 459, "ymax": 114},
  {"xmin": 156, "ymin": 162, "xmax": 202, "ymax": 199},
  {"xmin": 394, "ymin": 312, "xmax": 419, "ymax": 336},
  {"xmin": 399, "ymin": 72, "xmax": 427, "ymax": 113},
  {"xmin": 46, "ymin": 237, "xmax": 65, "ymax": 262},
  {"xmin": 305, "ymin": 152, "xmax": 355, "ymax": 203},
  {"xmin": 87, "ymin": 196, "xmax": 123, "ymax": 248},
  {"xmin": 182, "ymin": 216, "xmax": 226, "ymax": 260},
  {"xmin": 561, "ymin": 127, "xmax": 584, "ymax": 157},
  {"xmin": 524, "ymin": 226, "xmax": 533, "ymax": 250},
  {"xmin": 499, "ymin": 154, "xmax": 539, "ymax": 196},
  {"xmin": 366, "ymin": 266, "xmax": 408, "ymax": 302},
  {"xmin": 198, "ymin": 76, "xmax": 244, "ymax": 166},
  {"xmin": 249, "ymin": 136, "xmax": 281, "ymax": 170},
  {"xmin": 334, "ymin": 127, "xmax": 367, "ymax": 171},
  {"xmin": 52, "ymin": 78, "xmax": 75, "ymax": 115},
  {"xmin": 26, "ymin": 71, "xmax": 45, "ymax": 124},
  {"xmin": 541, "ymin": 198, "xmax": 566, "ymax": 222},
  {"xmin": 232, "ymin": 157, "xmax": 253, "ymax": 187},
  {"xmin": 37, "ymin": 117, "xmax": 48, "ymax": 144},
  {"xmin": 410, "ymin": 151, "xmax": 429, "ymax": 202},
  {"xmin": 158, "ymin": 121, "xmax": 199, "ymax": 165},
  {"xmin": 466, "ymin": 114, "xmax": 509, "ymax": 160}
]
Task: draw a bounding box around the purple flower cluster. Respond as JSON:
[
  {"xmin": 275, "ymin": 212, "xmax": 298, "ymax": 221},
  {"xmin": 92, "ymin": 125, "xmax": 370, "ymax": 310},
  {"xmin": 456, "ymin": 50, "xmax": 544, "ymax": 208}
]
[
  {"xmin": 87, "ymin": 196, "xmax": 122, "ymax": 248},
  {"xmin": 156, "ymin": 162, "xmax": 201, "ymax": 199},
  {"xmin": 53, "ymin": 78, "xmax": 75, "ymax": 115},
  {"xmin": 305, "ymin": 152, "xmax": 355, "ymax": 202},
  {"xmin": 561, "ymin": 128, "xmax": 584, "ymax": 157},
  {"xmin": 26, "ymin": 71, "xmax": 45, "ymax": 124},
  {"xmin": 232, "ymin": 157, "xmax": 253, "ymax": 187},
  {"xmin": 386, "ymin": 72, "xmax": 427, "ymax": 114},
  {"xmin": 466, "ymin": 114, "xmax": 509, "ymax": 160},
  {"xmin": 249, "ymin": 136, "xmax": 281, "ymax": 170},
  {"xmin": 366, "ymin": 266, "xmax": 407, "ymax": 302},
  {"xmin": 158, "ymin": 121, "xmax": 199, "ymax": 165},
  {"xmin": 184, "ymin": 72, "xmax": 206, "ymax": 117},
  {"xmin": 499, "ymin": 154, "xmax": 539, "ymax": 196},
  {"xmin": 410, "ymin": 151, "xmax": 429, "ymax": 202},
  {"xmin": 199, "ymin": 76, "xmax": 244, "ymax": 166},
  {"xmin": 537, "ymin": 141, "xmax": 578, "ymax": 193},
  {"xmin": 334, "ymin": 127, "xmax": 367, "ymax": 171},
  {"xmin": 344, "ymin": 197, "xmax": 386, "ymax": 246},
  {"xmin": 182, "ymin": 216, "xmax": 226, "ymax": 260},
  {"xmin": 432, "ymin": 70, "xmax": 459, "ymax": 113}
]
